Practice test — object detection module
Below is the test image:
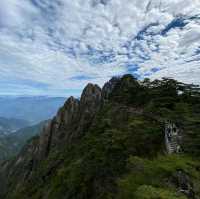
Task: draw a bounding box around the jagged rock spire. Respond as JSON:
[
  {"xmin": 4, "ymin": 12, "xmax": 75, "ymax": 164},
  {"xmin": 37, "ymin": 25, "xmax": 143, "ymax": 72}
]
[
  {"xmin": 80, "ymin": 83, "xmax": 102, "ymax": 106},
  {"xmin": 38, "ymin": 84, "xmax": 102, "ymax": 158},
  {"xmin": 102, "ymin": 77, "xmax": 120, "ymax": 99},
  {"xmin": 77, "ymin": 83, "xmax": 102, "ymax": 134}
]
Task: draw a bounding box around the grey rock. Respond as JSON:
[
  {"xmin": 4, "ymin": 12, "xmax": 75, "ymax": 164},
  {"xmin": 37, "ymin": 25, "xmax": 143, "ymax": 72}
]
[
  {"xmin": 173, "ymin": 170, "xmax": 195, "ymax": 199},
  {"xmin": 102, "ymin": 77, "xmax": 120, "ymax": 99}
]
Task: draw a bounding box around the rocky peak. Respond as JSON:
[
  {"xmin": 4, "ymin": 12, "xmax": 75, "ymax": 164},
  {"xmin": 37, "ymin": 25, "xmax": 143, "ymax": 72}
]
[
  {"xmin": 38, "ymin": 96, "xmax": 80, "ymax": 157},
  {"xmin": 120, "ymin": 74, "xmax": 139, "ymax": 88},
  {"xmin": 55, "ymin": 96, "xmax": 79, "ymax": 124},
  {"xmin": 102, "ymin": 77, "xmax": 120, "ymax": 99},
  {"xmin": 64, "ymin": 96, "xmax": 78, "ymax": 108},
  {"xmin": 62, "ymin": 96, "xmax": 80, "ymax": 126},
  {"xmin": 36, "ymin": 84, "xmax": 103, "ymax": 159},
  {"xmin": 80, "ymin": 83, "xmax": 102, "ymax": 105},
  {"xmin": 76, "ymin": 83, "xmax": 102, "ymax": 134},
  {"xmin": 80, "ymin": 83, "xmax": 102, "ymax": 115}
]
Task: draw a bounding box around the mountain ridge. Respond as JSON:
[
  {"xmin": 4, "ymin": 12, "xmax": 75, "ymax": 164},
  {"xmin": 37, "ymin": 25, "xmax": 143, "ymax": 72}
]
[{"xmin": 1, "ymin": 74, "xmax": 200, "ymax": 199}]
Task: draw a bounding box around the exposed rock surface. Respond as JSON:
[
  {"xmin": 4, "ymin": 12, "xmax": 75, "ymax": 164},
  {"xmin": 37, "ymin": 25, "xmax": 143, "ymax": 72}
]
[
  {"xmin": 78, "ymin": 83, "xmax": 102, "ymax": 134},
  {"xmin": 102, "ymin": 77, "xmax": 120, "ymax": 99},
  {"xmin": 36, "ymin": 84, "xmax": 102, "ymax": 161}
]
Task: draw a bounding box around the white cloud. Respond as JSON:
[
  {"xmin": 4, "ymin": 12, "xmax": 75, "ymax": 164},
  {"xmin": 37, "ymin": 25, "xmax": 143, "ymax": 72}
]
[{"xmin": 0, "ymin": 0, "xmax": 200, "ymax": 96}]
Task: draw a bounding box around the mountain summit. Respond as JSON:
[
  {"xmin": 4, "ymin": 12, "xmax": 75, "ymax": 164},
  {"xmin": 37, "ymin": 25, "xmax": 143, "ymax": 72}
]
[{"xmin": 1, "ymin": 74, "xmax": 200, "ymax": 199}]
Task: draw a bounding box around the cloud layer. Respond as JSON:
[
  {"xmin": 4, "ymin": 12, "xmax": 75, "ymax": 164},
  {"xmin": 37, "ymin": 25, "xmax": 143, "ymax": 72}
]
[{"xmin": 0, "ymin": 0, "xmax": 200, "ymax": 96}]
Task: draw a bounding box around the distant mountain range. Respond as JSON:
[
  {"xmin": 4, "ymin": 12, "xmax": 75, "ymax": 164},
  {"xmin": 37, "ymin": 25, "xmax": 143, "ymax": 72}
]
[{"xmin": 0, "ymin": 96, "xmax": 66, "ymax": 124}]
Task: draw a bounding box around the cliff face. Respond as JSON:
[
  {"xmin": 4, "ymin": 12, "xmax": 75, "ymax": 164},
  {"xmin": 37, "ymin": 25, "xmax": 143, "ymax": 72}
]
[
  {"xmin": 1, "ymin": 83, "xmax": 103, "ymax": 192},
  {"xmin": 1, "ymin": 75, "xmax": 200, "ymax": 199},
  {"xmin": 40, "ymin": 84, "xmax": 102, "ymax": 156}
]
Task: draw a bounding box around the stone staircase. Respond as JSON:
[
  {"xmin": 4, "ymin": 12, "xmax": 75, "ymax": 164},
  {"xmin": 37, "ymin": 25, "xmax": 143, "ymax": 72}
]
[
  {"xmin": 167, "ymin": 137, "xmax": 180, "ymax": 154},
  {"xmin": 165, "ymin": 121, "xmax": 181, "ymax": 154}
]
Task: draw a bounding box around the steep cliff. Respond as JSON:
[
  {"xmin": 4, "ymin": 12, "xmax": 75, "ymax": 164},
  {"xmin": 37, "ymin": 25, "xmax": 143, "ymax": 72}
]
[{"xmin": 1, "ymin": 75, "xmax": 200, "ymax": 199}]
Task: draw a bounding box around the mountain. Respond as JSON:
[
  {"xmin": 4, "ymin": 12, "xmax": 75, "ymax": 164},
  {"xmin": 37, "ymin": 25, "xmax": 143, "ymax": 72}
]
[
  {"xmin": 0, "ymin": 75, "xmax": 200, "ymax": 199},
  {"xmin": 0, "ymin": 121, "xmax": 46, "ymax": 161},
  {"xmin": 0, "ymin": 96, "xmax": 66, "ymax": 124},
  {"xmin": 0, "ymin": 117, "xmax": 30, "ymax": 135}
]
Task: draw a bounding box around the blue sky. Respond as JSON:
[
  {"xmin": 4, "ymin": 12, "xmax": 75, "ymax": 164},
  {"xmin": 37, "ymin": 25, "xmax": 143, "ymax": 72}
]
[{"xmin": 0, "ymin": 0, "xmax": 200, "ymax": 96}]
